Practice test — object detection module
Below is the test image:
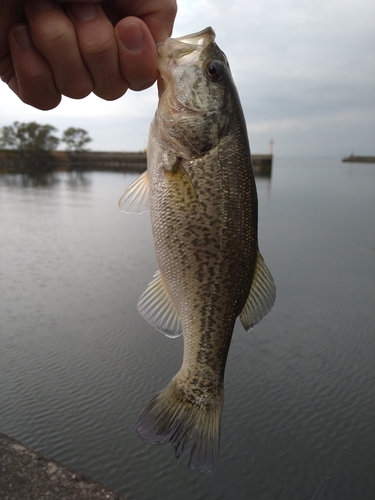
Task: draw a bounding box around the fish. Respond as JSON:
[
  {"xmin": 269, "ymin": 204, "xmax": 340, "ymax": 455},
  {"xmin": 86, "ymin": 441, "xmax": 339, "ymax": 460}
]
[{"xmin": 119, "ymin": 27, "xmax": 275, "ymax": 473}]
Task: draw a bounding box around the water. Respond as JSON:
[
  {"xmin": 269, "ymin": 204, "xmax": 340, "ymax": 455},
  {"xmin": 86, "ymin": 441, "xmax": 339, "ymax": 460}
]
[{"xmin": 0, "ymin": 158, "xmax": 374, "ymax": 500}]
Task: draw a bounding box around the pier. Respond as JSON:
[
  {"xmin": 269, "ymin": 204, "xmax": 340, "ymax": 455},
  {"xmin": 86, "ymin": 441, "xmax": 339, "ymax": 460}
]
[{"xmin": 342, "ymin": 154, "xmax": 375, "ymax": 163}]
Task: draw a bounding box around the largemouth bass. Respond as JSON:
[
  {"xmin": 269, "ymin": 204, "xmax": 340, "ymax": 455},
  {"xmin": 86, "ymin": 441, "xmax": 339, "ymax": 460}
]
[{"xmin": 119, "ymin": 27, "xmax": 275, "ymax": 473}]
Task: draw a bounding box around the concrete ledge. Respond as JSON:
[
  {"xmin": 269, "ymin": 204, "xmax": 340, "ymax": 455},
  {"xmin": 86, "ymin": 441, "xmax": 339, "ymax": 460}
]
[{"xmin": 0, "ymin": 434, "xmax": 127, "ymax": 500}]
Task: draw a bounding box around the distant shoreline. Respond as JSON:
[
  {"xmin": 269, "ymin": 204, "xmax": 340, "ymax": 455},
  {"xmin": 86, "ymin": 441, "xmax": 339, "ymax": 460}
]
[{"xmin": 0, "ymin": 150, "xmax": 273, "ymax": 176}]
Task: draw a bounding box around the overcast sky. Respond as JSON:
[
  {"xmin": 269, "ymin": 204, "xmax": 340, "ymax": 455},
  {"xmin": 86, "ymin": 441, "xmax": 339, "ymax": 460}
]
[{"xmin": 0, "ymin": 0, "xmax": 374, "ymax": 156}]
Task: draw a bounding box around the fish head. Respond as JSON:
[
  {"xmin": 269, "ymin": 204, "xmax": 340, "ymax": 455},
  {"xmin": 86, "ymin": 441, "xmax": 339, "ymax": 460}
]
[{"xmin": 156, "ymin": 27, "xmax": 233, "ymax": 157}]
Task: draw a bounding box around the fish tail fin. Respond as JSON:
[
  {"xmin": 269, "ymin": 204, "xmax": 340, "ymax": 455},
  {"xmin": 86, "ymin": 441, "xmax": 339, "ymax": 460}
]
[{"xmin": 135, "ymin": 378, "xmax": 224, "ymax": 473}]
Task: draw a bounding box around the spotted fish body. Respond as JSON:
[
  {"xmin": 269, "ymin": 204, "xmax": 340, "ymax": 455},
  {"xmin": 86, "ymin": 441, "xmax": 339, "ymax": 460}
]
[{"xmin": 119, "ymin": 27, "xmax": 275, "ymax": 473}]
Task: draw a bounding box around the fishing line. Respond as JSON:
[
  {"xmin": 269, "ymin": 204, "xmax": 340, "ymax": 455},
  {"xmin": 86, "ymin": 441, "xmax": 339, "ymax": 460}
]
[
  {"xmin": 309, "ymin": 397, "xmax": 375, "ymax": 500},
  {"xmin": 309, "ymin": 443, "xmax": 349, "ymax": 500}
]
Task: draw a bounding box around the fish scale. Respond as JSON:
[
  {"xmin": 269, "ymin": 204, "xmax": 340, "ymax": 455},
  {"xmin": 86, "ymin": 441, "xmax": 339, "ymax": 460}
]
[{"xmin": 119, "ymin": 27, "xmax": 276, "ymax": 472}]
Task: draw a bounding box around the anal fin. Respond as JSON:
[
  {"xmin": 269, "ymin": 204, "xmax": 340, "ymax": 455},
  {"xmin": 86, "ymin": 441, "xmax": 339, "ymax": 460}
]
[
  {"xmin": 239, "ymin": 251, "xmax": 276, "ymax": 331},
  {"xmin": 138, "ymin": 271, "xmax": 182, "ymax": 338}
]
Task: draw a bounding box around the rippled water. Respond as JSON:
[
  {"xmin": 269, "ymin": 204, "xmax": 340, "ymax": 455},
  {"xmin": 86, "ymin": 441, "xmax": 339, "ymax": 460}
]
[{"xmin": 0, "ymin": 158, "xmax": 374, "ymax": 499}]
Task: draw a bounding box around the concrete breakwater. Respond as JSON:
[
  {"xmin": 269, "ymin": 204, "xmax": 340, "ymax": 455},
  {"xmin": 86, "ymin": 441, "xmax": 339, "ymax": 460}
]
[
  {"xmin": 0, "ymin": 151, "xmax": 147, "ymax": 173},
  {"xmin": 0, "ymin": 433, "xmax": 127, "ymax": 499},
  {"xmin": 50, "ymin": 151, "xmax": 148, "ymax": 171},
  {"xmin": 0, "ymin": 151, "xmax": 273, "ymax": 176},
  {"xmin": 342, "ymin": 154, "xmax": 375, "ymax": 163}
]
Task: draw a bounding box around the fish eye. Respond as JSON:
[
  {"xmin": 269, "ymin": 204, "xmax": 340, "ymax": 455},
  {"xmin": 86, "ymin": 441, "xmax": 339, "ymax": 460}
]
[{"xmin": 205, "ymin": 60, "xmax": 225, "ymax": 81}]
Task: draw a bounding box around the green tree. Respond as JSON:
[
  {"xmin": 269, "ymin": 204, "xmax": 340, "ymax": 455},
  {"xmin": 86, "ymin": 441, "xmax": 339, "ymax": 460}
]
[
  {"xmin": 62, "ymin": 127, "xmax": 92, "ymax": 152},
  {"xmin": 0, "ymin": 121, "xmax": 60, "ymax": 152}
]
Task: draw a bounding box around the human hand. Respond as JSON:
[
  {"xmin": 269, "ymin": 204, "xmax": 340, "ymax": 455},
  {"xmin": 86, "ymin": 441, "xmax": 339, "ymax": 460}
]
[{"xmin": 0, "ymin": 0, "xmax": 177, "ymax": 110}]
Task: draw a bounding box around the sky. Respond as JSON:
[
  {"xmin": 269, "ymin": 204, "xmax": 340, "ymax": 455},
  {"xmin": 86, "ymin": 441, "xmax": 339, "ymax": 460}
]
[{"xmin": 0, "ymin": 0, "xmax": 374, "ymax": 157}]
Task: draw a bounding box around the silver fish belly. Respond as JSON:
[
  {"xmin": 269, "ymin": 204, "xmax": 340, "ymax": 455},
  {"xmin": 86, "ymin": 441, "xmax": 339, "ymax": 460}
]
[{"xmin": 119, "ymin": 27, "xmax": 275, "ymax": 473}]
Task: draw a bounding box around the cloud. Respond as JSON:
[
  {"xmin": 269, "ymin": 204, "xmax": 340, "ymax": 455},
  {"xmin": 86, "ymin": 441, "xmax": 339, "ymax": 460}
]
[{"xmin": 0, "ymin": 0, "xmax": 374, "ymax": 156}]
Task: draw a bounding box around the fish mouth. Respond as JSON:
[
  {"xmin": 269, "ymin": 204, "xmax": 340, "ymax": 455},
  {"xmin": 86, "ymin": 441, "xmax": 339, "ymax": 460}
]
[
  {"xmin": 157, "ymin": 27, "xmax": 216, "ymax": 60},
  {"xmin": 156, "ymin": 27, "xmax": 216, "ymax": 98},
  {"xmin": 173, "ymin": 26, "xmax": 216, "ymax": 45}
]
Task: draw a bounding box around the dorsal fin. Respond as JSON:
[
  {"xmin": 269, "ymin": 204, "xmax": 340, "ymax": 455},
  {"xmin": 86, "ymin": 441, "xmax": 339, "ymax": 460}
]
[
  {"xmin": 118, "ymin": 171, "xmax": 150, "ymax": 214},
  {"xmin": 138, "ymin": 271, "xmax": 182, "ymax": 338},
  {"xmin": 239, "ymin": 251, "xmax": 276, "ymax": 331}
]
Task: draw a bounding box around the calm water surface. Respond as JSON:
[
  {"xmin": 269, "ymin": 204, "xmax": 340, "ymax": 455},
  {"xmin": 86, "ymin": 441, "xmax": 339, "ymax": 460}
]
[{"xmin": 0, "ymin": 158, "xmax": 374, "ymax": 499}]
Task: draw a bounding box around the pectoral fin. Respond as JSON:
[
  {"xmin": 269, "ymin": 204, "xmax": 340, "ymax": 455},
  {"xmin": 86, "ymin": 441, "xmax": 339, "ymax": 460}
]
[
  {"xmin": 164, "ymin": 158, "xmax": 198, "ymax": 209},
  {"xmin": 239, "ymin": 251, "xmax": 276, "ymax": 331},
  {"xmin": 138, "ymin": 271, "xmax": 182, "ymax": 338},
  {"xmin": 118, "ymin": 170, "xmax": 150, "ymax": 214}
]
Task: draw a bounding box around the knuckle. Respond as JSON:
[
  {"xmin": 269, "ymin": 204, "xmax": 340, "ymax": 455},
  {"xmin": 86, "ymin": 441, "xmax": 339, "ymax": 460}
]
[
  {"xmin": 94, "ymin": 77, "xmax": 129, "ymax": 101},
  {"xmin": 23, "ymin": 93, "xmax": 61, "ymax": 111},
  {"xmin": 22, "ymin": 67, "xmax": 54, "ymax": 87},
  {"xmin": 84, "ymin": 35, "xmax": 115, "ymax": 59},
  {"xmin": 33, "ymin": 23, "xmax": 73, "ymax": 52},
  {"xmin": 59, "ymin": 76, "xmax": 93, "ymax": 99},
  {"xmin": 127, "ymin": 74, "xmax": 155, "ymax": 92},
  {"xmin": 94, "ymin": 85, "xmax": 128, "ymax": 101},
  {"xmin": 17, "ymin": 75, "xmax": 62, "ymax": 109}
]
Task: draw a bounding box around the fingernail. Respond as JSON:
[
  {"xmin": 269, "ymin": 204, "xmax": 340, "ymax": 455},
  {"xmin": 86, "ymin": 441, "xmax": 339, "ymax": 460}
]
[
  {"xmin": 30, "ymin": 0, "xmax": 54, "ymax": 12},
  {"xmin": 119, "ymin": 23, "xmax": 144, "ymax": 52},
  {"xmin": 13, "ymin": 26, "xmax": 33, "ymax": 49},
  {"xmin": 71, "ymin": 3, "xmax": 97, "ymax": 22}
]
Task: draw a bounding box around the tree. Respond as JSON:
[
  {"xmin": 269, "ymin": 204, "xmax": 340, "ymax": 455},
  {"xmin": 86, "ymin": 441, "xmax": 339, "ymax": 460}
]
[
  {"xmin": 0, "ymin": 121, "xmax": 60, "ymax": 152},
  {"xmin": 62, "ymin": 127, "xmax": 92, "ymax": 152}
]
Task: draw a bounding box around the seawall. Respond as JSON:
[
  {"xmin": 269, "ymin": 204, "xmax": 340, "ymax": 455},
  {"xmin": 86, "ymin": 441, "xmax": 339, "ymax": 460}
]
[
  {"xmin": 0, "ymin": 433, "xmax": 127, "ymax": 500},
  {"xmin": 0, "ymin": 151, "xmax": 273, "ymax": 176}
]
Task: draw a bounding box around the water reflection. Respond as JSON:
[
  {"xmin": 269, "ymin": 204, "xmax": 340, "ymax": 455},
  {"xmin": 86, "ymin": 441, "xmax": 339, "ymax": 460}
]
[
  {"xmin": 65, "ymin": 170, "xmax": 92, "ymax": 189},
  {"xmin": 0, "ymin": 171, "xmax": 61, "ymax": 188},
  {"xmin": 0, "ymin": 170, "xmax": 93, "ymax": 189}
]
